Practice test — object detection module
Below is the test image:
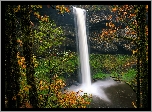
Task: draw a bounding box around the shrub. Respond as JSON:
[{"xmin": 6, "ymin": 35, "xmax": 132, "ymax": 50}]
[
  {"xmin": 38, "ymin": 74, "xmax": 92, "ymax": 108},
  {"xmin": 16, "ymin": 53, "xmax": 92, "ymax": 108},
  {"xmin": 121, "ymin": 69, "xmax": 137, "ymax": 83},
  {"xmin": 92, "ymin": 72, "xmax": 108, "ymax": 80}
]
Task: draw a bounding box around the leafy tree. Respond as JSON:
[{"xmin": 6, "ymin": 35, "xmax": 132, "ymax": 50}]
[
  {"xmin": 5, "ymin": 4, "xmax": 92, "ymax": 108},
  {"xmin": 37, "ymin": 75, "xmax": 92, "ymax": 108},
  {"xmin": 105, "ymin": 5, "xmax": 148, "ymax": 108},
  {"xmin": 33, "ymin": 19, "xmax": 65, "ymax": 58},
  {"xmin": 14, "ymin": 5, "xmax": 69, "ymax": 58}
]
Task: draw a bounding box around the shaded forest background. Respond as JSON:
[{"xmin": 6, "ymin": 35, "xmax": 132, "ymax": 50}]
[{"xmin": 4, "ymin": 4, "xmax": 149, "ymax": 109}]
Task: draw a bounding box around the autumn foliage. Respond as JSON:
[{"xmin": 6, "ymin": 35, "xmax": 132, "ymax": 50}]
[
  {"xmin": 16, "ymin": 52, "xmax": 92, "ymax": 108},
  {"xmin": 38, "ymin": 75, "xmax": 92, "ymax": 108}
]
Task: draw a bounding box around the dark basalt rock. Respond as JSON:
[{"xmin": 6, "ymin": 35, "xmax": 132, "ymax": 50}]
[
  {"xmin": 30, "ymin": 5, "xmax": 140, "ymax": 55},
  {"xmin": 90, "ymin": 81, "xmax": 137, "ymax": 108}
]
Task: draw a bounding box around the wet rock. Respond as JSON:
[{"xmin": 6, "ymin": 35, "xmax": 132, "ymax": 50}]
[{"xmin": 90, "ymin": 81, "xmax": 136, "ymax": 108}]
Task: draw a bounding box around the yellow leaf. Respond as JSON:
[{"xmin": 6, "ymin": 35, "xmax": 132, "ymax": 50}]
[
  {"xmin": 39, "ymin": 5, "xmax": 42, "ymax": 8},
  {"xmin": 132, "ymin": 101, "xmax": 137, "ymax": 108},
  {"xmin": 34, "ymin": 12, "xmax": 38, "ymax": 16},
  {"xmin": 132, "ymin": 49, "xmax": 138, "ymax": 55},
  {"xmin": 106, "ymin": 23, "xmax": 108, "ymax": 26},
  {"xmin": 37, "ymin": 14, "xmax": 40, "ymax": 19},
  {"xmin": 40, "ymin": 80, "xmax": 43, "ymax": 85},
  {"xmin": 14, "ymin": 8, "xmax": 19, "ymax": 12},
  {"xmin": 45, "ymin": 18, "xmax": 48, "ymax": 22},
  {"xmin": 27, "ymin": 85, "xmax": 32, "ymax": 89},
  {"xmin": 36, "ymin": 5, "xmax": 42, "ymax": 8},
  {"xmin": 24, "ymin": 86, "xmax": 29, "ymax": 92},
  {"xmin": 56, "ymin": 5, "xmax": 60, "ymax": 9}
]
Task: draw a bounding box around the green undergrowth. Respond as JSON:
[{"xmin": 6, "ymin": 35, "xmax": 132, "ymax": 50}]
[
  {"xmin": 35, "ymin": 53, "xmax": 137, "ymax": 93},
  {"xmin": 93, "ymin": 68, "xmax": 137, "ymax": 83},
  {"xmin": 32, "ymin": 53, "xmax": 137, "ymax": 108}
]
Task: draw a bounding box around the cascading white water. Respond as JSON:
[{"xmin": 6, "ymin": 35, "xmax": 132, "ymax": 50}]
[
  {"xmin": 67, "ymin": 7, "xmax": 118, "ymax": 103},
  {"xmin": 73, "ymin": 7, "xmax": 91, "ymax": 87}
]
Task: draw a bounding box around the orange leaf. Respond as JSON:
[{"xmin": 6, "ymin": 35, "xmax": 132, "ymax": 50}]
[
  {"xmin": 123, "ymin": 12, "xmax": 127, "ymax": 15},
  {"xmin": 112, "ymin": 7, "xmax": 117, "ymax": 12},
  {"xmin": 110, "ymin": 31, "xmax": 113, "ymax": 34},
  {"xmin": 146, "ymin": 5, "xmax": 148, "ymax": 9},
  {"xmin": 130, "ymin": 13, "xmax": 136, "ymax": 17},
  {"xmin": 131, "ymin": 31, "xmax": 136, "ymax": 35}
]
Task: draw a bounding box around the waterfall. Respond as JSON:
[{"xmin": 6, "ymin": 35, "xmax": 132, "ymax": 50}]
[
  {"xmin": 73, "ymin": 7, "xmax": 91, "ymax": 87},
  {"xmin": 67, "ymin": 7, "xmax": 117, "ymax": 103}
]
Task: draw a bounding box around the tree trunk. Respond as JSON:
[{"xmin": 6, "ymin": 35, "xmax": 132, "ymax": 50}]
[
  {"xmin": 5, "ymin": 5, "xmax": 21, "ymax": 108},
  {"xmin": 136, "ymin": 52, "xmax": 141, "ymax": 108},
  {"xmin": 136, "ymin": 5, "xmax": 148, "ymax": 108},
  {"xmin": 20, "ymin": 5, "xmax": 38, "ymax": 108}
]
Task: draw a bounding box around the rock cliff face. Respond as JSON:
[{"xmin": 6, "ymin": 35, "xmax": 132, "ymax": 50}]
[{"xmin": 32, "ymin": 5, "xmax": 138, "ymax": 55}]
